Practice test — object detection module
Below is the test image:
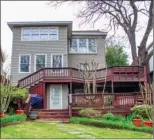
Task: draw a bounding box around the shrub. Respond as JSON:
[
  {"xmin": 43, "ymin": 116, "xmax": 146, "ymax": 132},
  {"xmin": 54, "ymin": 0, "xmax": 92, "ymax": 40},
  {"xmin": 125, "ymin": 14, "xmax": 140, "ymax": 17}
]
[
  {"xmin": 11, "ymin": 87, "xmax": 28, "ymax": 101},
  {"xmin": 131, "ymin": 105, "xmax": 152, "ymax": 119},
  {"xmin": 114, "ymin": 115, "xmax": 125, "ymax": 121},
  {"xmin": 70, "ymin": 117, "xmax": 152, "ymax": 134},
  {"xmin": 102, "ymin": 113, "xmax": 115, "ymax": 120},
  {"xmin": 1, "ymin": 114, "xmax": 27, "ymax": 127},
  {"xmin": 79, "ymin": 108, "xmax": 101, "ymax": 118}
]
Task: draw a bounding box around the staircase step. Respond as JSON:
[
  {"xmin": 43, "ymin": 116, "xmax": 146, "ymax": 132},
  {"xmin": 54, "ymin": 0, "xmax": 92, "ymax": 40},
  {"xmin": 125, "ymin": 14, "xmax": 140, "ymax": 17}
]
[
  {"xmin": 38, "ymin": 115, "xmax": 69, "ymax": 119},
  {"xmin": 37, "ymin": 112, "xmax": 68, "ymax": 115}
]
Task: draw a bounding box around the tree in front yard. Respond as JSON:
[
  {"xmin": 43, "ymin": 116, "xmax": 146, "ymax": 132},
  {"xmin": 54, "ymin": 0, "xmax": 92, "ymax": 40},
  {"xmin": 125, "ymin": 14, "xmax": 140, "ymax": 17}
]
[{"xmin": 105, "ymin": 44, "xmax": 128, "ymax": 67}]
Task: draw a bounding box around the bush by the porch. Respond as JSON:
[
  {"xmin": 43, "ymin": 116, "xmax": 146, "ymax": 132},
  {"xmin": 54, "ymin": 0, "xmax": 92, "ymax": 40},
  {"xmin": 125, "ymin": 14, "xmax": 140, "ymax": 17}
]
[
  {"xmin": 79, "ymin": 108, "xmax": 101, "ymax": 118},
  {"xmin": 131, "ymin": 105, "xmax": 152, "ymax": 119},
  {"xmin": 0, "ymin": 114, "xmax": 27, "ymax": 127}
]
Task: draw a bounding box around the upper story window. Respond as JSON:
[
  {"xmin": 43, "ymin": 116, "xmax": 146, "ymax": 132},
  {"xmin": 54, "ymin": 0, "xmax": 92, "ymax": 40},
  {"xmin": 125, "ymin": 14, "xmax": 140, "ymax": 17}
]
[
  {"xmin": 35, "ymin": 54, "xmax": 47, "ymax": 71},
  {"xmin": 21, "ymin": 27, "xmax": 58, "ymax": 41},
  {"xmin": 19, "ymin": 55, "xmax": 31, "ymax": 73},
  {"xmin": 70, "ymin": 38, "xmax": 97, "ymax": 54}
]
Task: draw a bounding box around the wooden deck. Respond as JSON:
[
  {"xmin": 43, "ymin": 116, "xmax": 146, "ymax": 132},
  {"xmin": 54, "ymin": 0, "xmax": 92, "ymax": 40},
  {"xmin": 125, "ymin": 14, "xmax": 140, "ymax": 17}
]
[{"xmin": 18, "ymin": 66, "xmax": 146, "ymax": 88}]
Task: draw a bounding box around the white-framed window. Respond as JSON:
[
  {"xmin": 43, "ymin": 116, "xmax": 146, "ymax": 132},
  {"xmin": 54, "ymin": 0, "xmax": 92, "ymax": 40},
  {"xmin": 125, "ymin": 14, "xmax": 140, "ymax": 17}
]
[
  {"xmin": 31, "ymin": 28, "xmax": 39, "ymax": 40},
  {"xmin": 69, "ymin": 38, "xmax": 97, "ymax": 54},
  {"xmin": 22, "ymin": 28, "xmax": 31, "ymax": 41},
  {"xmin": 49, "ymin": 28, "xmax": 58, "ymax": 40},
  {"xmin": 51, "ymin": 54, "xmax": 63, "ymax": 72},
  {"xmin": 35, "ymin": 54, "xmax": 47, "ymax": 71},
  {"xmin": 21, "ymin": 27, "xmax": 58, "ymax": 41},
  {"xmin": 19, "ymin": 55, "xmax": 31, "ymax": 73},
  {"xmin": 40, "ymin": 28, "xmax": 48, "ymax": 40}
]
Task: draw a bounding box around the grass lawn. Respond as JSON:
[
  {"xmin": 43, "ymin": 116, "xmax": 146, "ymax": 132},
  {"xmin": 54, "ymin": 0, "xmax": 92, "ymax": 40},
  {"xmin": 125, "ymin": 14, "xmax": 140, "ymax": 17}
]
[{"xmin": 1, "ymin": 121, "xmax": 153, "ymax": 139}]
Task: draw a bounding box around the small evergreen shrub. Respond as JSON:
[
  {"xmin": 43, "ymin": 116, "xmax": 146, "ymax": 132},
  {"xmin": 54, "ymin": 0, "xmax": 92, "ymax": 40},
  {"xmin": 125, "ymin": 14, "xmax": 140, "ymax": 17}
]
[
  {"xmin": 1, "ymin": 114, "xmax": 27, "ymax": 127},
  {"xmin": 79, "ymin": 108, "xmax": 101, "ymax": 118},
  {"xmin": 102, "ymin": 113, "xmax": 115, "ymax": 120}
]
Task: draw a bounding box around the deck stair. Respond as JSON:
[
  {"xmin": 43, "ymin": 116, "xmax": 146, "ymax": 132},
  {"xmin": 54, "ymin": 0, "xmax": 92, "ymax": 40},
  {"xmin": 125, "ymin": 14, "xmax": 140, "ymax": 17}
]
[{"xmin": 30, "ymin": 109, "xmax": 69, "ymax": 121}]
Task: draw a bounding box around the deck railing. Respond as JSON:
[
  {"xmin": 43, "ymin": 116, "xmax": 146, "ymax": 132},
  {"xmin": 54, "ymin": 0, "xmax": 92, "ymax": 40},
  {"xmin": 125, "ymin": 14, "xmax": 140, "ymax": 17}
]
[
  {"xmin": 71, "ymin": 92, "xmax": 141, "ymax": 108},
  {"xmin": 18, "ymin": 66, "xmax": 145, "ymax": 88}
]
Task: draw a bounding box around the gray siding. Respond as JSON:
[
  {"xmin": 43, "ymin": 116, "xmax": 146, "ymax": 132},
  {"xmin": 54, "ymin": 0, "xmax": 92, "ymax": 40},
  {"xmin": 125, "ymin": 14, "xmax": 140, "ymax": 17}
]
[
  {"xmin": 11, "ymin": 26, "xmax": 68, "ymax": 85},
  {"xmin": 68, "ymin": 36, "xmax": 106, "ymax": 69},
  {"xmin": 46, "ymin": 84, "xmax": 68, "ymax": 109}
]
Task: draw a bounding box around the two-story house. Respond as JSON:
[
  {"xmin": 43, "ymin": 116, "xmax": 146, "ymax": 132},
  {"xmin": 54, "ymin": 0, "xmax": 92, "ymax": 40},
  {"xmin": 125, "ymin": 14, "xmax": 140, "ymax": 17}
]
[
  {"xmin": 8, "ymin": 21, "xmax": 107, "ymax": 110},
  {"xmin": 8, "ymin": 21, "xmax": 146, "ymax": 118}
]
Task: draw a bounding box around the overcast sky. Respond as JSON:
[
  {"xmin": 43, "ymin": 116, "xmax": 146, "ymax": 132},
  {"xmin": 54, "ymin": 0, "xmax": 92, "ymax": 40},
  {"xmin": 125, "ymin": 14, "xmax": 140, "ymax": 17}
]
[{"xmin": 1, "ymin": 1, "xmax": 153, "ymax": 65}]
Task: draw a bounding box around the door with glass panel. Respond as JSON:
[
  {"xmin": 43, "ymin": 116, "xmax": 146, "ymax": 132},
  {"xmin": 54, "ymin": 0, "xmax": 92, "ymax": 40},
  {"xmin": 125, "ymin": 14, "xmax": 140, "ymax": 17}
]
[{"xmin": 50, "ymin": 85, "xmax": 62, "ymax": 109}]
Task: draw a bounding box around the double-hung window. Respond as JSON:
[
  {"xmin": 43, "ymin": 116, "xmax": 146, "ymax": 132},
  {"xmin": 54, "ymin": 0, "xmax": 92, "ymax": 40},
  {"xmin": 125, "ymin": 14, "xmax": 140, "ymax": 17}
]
[
  {"xmin": 79, "ymin": 39, "xmax": 87, "ymax": 53},
  {"xmin": 19, "ymin": 55, "xmax": 30, "ymax": 73},
  {"xmin": 35, "ymin": 55, "xmax": 46, "ymax": 71},
  {"xmin": 40, "ymin": 28, "xmax": 48, "ymax": 40},
  {"xmin": 49, "ymin": 28, "xmax": 58, "ymax": 40},
  {"xmin": 31, "ymin": 28, "xmax": 39, "ymax": 40},
  {"xmin": 22, "ymin": 29, "xmax": 31, "ymax": 41},
  {"xmin": 88, "ymin": 39, "xmax": 96, "ymax": 53},
  {"xmin": 70, "ymin": 38, "xmax": 97, "ymax": 53},
  {"xmin": 51, "ymin": 54, "xmax": 63, "ymax": 72}
]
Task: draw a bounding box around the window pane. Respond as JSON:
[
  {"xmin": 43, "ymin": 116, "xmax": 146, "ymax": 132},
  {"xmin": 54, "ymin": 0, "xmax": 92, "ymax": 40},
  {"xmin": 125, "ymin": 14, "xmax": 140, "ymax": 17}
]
[
  {"xmin": 70, "ymin": 39, "xmax": 77, "ymax": 53},
  {"xmin": 20, "ymin": 64, "xmax": 29, "ymax": 72},
  {"xmin": 36, "ymin": 55, "xmax": 45, "ymax": 71},
  {"xmin": 88, "ymin": 39, "xmax": 96, "ymax": 53},
  {"xmin": 31, "ymin": 34, "xmax": 39, "ymax": 40},
  {"xmin": 31, "ymin": 29, "xmax": 39, "ymax": 40},
  {"xmin": 36, "ymin": 64, "xmax": 45, "ymax": 71},
  {"xmin": 49, "ymin": 34, "xmax": 57, "ymax": 40},
  {"xmin": 52, "ymin": 55, "xmax": 62, "ymax": 68},
  {"xmin": 20, "ymin": 55, "xmax": 30, "ymax": 72},
  {"xmin": 89, "ymin": 39, "xmax": 96, "ymax": 46},
  {"xmin": 49, "ymin": 29, "xmax": 57, "ymax": 34},
  {"xmin": 36, "ymin": 55, "xmax": 45, "ymax": 64},
  {"xmin": 20, "ymin": 56, "xmax": 29, "ymax": 64},
  {"xmin": 40, "ymin": 34, "xmax": 48, "ymax": 40},
  {"xmin": 23, "ymin": 34, "xmax": 31, "ymax": 40},
  {"xmin": 32, "ymin": 29, "xmax": 39, "ymax": 34},
  {"xmin": 23, "ymin": 29, "xmax": 31, "ymax": 34},
  {"xmin": 79, "ymin": 39, "xmax": 87, "ymax": 53},
  {"xmin": 40, "ymin": 28, "xmax": 48, "ymax": 34}
]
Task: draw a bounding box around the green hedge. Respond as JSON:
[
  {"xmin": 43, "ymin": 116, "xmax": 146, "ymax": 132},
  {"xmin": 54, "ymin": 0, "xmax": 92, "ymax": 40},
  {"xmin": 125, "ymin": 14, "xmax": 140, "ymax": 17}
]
[
  {"xmin": 70, "ymin": 117, "xmax": 153, "ymax": 134},
  {"xmin": 0, "ymin": 114, "xmax": 27, "ymax": 127}
]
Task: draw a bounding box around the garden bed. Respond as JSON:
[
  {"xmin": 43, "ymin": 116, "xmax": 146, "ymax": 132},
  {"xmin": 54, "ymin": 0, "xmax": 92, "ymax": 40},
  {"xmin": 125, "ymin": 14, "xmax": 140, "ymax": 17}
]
[
  {"xmin": 70, "ymin": 117, "xmax": 153, "ymax": 134},
  {"xmin": 0, "ymin": 114, "xmax": 27, "ymax": 127}
]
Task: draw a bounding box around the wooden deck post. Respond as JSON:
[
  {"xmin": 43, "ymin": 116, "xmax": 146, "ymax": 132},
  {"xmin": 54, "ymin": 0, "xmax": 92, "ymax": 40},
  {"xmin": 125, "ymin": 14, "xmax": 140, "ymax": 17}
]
[
  {"xmin": 69, "ymin": 94, "xmax": 72, "ymax": 117},
  {"xmin": 43, "ymin": 82, "xmax": 46, "ymax": 109},
  {"xmin": 111, "ymin": 81, "xmax": 114, "ymax": 93}
]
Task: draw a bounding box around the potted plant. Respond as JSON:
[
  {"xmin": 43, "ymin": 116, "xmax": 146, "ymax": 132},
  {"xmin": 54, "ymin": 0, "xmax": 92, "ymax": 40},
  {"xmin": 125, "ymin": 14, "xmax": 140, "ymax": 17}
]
[
  {"xmin": 11, "ymin": 87, "xmax": 28, "ymax": 115},
  {"xmin": 132, "ymin": 114, "xmax": 143, "ymax": 127}
]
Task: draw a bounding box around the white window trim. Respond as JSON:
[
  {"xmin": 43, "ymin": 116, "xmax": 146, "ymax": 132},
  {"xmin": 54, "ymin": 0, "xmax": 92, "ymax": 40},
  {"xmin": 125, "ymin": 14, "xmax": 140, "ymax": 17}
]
[
  {"xmin": 51, "ymin": 54, "xmax": 64, "ymax": 73},
  {"xmin": 19, "ymin": 54, "xmax": 31, "ymax": 73},
  {"xmin": 69, "ymin": 38, "xmax": 97, "ymax": 54},
  {"xmin": 34, "ymin": 54, "xmax": 47, "ymax": 72},
  {"xmin": 21, "ymin": 27, "xmax": 59, "ymax": 41}
]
